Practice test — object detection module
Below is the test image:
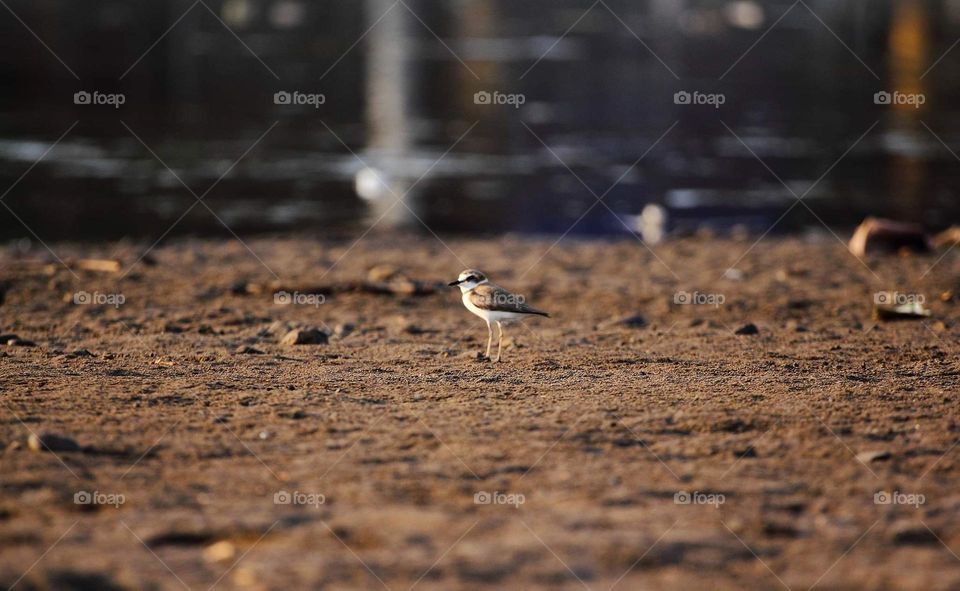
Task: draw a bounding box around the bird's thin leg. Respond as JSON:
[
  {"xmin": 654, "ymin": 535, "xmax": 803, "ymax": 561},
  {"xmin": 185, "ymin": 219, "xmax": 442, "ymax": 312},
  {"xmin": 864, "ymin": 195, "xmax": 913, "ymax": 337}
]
[
  {"xmin": 495, "ymin": 322, "xmax": 504, "ymax": 362},
  {"xmin": 485, "ymin": 322, "xmax": 493, "ymax": 359}
]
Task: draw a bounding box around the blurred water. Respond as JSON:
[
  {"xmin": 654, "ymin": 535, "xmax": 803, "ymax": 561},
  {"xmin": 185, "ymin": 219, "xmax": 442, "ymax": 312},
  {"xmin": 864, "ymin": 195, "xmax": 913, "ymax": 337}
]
[{"xmin": 1, "ymin": 0, "xmax": 960, "ymax": 241}]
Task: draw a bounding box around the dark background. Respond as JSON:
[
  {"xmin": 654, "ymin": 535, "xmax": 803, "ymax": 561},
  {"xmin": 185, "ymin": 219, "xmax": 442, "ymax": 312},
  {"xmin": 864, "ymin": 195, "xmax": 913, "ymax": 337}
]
[{"xmin": 1, "ymin": 0, "xmax": 958, "ymax": 241}]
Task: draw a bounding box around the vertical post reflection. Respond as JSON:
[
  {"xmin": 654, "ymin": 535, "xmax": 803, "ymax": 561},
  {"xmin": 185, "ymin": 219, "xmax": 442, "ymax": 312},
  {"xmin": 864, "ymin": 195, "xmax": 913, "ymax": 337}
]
[{"xmin": 887, "ymin": 0, "xmax": 929, "ymax": 221}]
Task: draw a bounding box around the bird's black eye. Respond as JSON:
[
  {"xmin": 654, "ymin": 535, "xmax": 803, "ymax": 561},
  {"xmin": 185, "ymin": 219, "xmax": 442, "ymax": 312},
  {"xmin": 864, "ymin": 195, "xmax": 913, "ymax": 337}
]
[{"xmin": 467, "ymin": 276, "xmax": 477, "ymax": 282}]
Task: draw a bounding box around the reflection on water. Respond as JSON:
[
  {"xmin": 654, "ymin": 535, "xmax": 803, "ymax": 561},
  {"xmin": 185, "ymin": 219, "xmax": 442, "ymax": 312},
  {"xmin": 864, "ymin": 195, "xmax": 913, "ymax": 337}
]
[{"xmin": 1, "ymin": 0, "xmax": 960, "ymax": 241}]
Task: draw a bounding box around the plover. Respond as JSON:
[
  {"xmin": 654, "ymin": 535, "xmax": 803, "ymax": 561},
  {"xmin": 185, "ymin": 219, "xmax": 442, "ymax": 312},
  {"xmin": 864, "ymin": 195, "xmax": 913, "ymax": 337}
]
[{"xmin": 448, "ymin": 269, "xmax": 550, "ymax": 362}]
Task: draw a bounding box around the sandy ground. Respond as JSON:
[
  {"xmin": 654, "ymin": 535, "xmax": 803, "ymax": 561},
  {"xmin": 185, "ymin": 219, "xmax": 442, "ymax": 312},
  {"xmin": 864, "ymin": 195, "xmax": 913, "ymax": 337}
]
[{"xmin": 2, "ymin": 232, "xmax": 960, "ymax": 591}]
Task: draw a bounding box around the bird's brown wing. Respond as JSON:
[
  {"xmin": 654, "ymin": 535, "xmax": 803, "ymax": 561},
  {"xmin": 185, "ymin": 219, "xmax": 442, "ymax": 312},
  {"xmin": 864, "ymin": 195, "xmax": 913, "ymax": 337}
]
[{"xmin": 469, "ymin": 284, "xmax": 550, "ymax": 317}]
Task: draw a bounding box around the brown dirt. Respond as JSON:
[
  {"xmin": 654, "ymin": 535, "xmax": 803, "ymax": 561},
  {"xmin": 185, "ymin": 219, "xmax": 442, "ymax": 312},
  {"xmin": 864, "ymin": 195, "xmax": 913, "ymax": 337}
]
[{"xmin": 2, "ymin": 233, "xmax": 960, "ymax": 590}]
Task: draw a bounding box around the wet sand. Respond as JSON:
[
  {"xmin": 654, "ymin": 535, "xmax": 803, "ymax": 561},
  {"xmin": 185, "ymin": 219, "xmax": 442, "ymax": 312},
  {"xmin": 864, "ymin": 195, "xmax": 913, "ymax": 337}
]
[{"xmin": 2, "ymin": 233, "xmax": 960, "ymax": 590}]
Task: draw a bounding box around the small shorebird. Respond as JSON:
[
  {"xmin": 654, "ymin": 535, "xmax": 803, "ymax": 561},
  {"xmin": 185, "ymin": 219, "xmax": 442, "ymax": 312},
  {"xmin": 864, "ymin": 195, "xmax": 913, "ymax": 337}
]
[{"xmin": 448, "ymin": 269, "xmax": 550, "ymax": 362}]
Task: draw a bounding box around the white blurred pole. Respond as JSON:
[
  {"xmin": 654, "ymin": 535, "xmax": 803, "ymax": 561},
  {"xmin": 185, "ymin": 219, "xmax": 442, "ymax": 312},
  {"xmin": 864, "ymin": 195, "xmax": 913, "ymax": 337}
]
[
  {"xmin": 363, "ymin": 0, "xmax": 416, "ymax": 226},
  {"xmin": 366, "ymin": 0, "xmax": 413, "ymax": 154}
]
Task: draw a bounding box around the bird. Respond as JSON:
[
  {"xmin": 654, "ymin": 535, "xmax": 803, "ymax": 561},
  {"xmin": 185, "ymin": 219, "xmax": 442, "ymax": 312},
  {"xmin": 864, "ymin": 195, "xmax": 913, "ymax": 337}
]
[{"xmin": 448, "ymin": 269, "xmax": 550, "ymax": 362}]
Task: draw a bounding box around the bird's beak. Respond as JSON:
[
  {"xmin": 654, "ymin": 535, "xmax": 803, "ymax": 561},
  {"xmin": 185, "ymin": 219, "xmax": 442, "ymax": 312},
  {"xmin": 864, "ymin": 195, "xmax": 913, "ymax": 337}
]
[{"xmin": 448, "ymin": 279, "xmax": 462, "ymax": 286}]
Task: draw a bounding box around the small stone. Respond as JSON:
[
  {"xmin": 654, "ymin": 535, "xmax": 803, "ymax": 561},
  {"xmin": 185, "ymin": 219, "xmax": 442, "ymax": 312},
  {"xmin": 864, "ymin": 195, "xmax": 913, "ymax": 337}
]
[
  {"xmin": 874, "ymin": 301, "xmax": 931, "ymax": 321},
  {"xmin": 733, "ymin": 445, "xmax": 757, "ymax": 458},
  {"xmin": 230, "ymin": 281, "xmax": 248, "ymax": 295},
  {"xmin": 389, "ymin": 316, "xmax": 424, "ymax": 335},
  {"xmin": 267, "ymin": 320, "xmax": 293, "ymax": 336},
  {"xmin": 892, "ymin": 523, "xmax": 938, "ymax": 545},
  {"xmin": 785, "ymin": 320, "xmax": 808, "ymax": 333},
  {"xmin": 203, "ymin": 540, "xmax": 236, "ymax": 563},
  {"xmin": 213, "ymin": 415, "xmax": 230, "ymax": 424},
  {"xmin": 234, "ymin": 345, "xmax": 264, "ymax": 355},
  {"xmin": 7, "ymin": 338, "xmax": 36, "ymax": 347},
  {"xmin": 734, "ymin": 323, "xmax": 759, "ymax": 335},
  {"xmin": 723, "ymin": 268, "xmax": 744, "ymax": 281},
  {"xmin": 616, "ymin": 314, "xmax": 647, "ymax": 328},
  {"xmin": 600, "ymin": 314, "xmax": 647, "ymax": 329},
  {"xmin": 856, "ymin": 450, "xmax": 891, "ymax": 463},
  {"xmin": 367, "ymin": 264, "xmax": 401, "ymax": 283},
  {"xmin": 849, "ymin": 217, "xmax": 930, "ymax": 257},
  {"xmin": 281, "ymin": 328, "xmax": 328, "ymax": 346},
  {"xmin": 27, "ymin": 432, "xmax": 80, "ymax": 453},
  {"xmin": 67, "ymin": 349, "xmax": 95, "ymax": 358},
  {"xmin": 163, "ymin": 323, "xmax": 185, "ymax": 334},
  {"xmin": 334, "ymin": 323, "xmax": 355, "ymax": 338}
]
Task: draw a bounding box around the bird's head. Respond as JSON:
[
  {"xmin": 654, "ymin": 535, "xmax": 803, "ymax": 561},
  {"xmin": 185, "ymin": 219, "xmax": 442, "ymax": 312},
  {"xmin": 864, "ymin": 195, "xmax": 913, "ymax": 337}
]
[{"xmin": 448, "ymin": 269, "xmax": 488, "ymax": 292}]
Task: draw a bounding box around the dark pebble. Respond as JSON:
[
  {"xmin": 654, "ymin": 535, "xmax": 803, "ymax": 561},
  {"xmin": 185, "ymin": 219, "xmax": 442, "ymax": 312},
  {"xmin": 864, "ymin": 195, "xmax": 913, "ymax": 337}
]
[
  {"xmin": 234, "ymin": 345, "xmax": 264, "ymax": 355},
  {"xmin": 281, "ymin": 328, "xmax": 329, "ymax": 346},
  {"xmin": 27, "ymin": 432, "xmax": 80, "ymax": 453}
]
